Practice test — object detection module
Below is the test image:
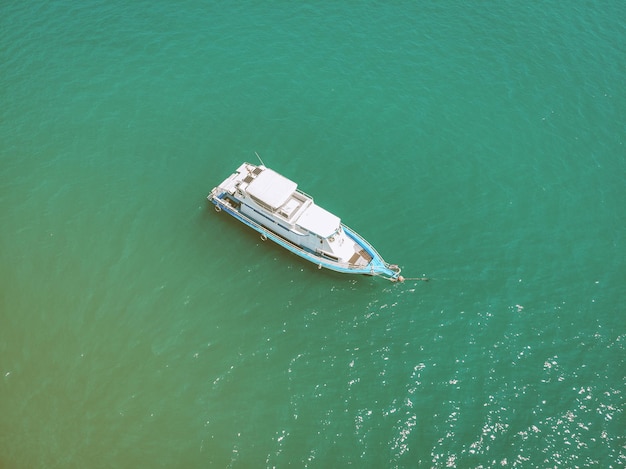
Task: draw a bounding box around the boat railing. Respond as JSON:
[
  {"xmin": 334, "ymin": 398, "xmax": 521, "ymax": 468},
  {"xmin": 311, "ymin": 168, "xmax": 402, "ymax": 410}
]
[
  {"xmin": 214, "ymin": 197, "xmax": 315, "ymax": 255},
  {"xmin": 342, "ymin": 223, "xmax": 398, "ymax": 272},
  {"xmin": 295, "ymin": 188, "xmax": 314, "ymax": 201},
  {"xmin": 214, "ymin": 197, "xmax": 397, "ymax": 275}
]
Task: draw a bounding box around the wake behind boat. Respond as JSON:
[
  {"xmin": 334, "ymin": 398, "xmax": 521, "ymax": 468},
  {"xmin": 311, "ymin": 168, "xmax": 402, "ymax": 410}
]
[{"xmin": 207, "ymin": 162, "xmax": 403, "ymax": 281}]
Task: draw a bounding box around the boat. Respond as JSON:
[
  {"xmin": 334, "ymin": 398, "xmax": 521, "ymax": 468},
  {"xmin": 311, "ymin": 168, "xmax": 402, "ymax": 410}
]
[{"xmin": 207, "ymin": 161, "xmax": 404, "ymax": 281}]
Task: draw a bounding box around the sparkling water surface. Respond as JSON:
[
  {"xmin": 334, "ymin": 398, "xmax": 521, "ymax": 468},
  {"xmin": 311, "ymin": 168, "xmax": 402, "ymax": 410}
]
[{"xmin": 1, "ymin": 2, "xmax": 624, "ymax": 467}]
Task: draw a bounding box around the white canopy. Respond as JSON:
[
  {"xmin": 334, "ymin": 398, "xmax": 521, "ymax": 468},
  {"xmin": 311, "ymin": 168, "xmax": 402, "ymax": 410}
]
[
  {"xmin": 297, "ymin": 204, "xmax": 340, "ymax": 238},
  {"xmin": 246, "ymin": 169, "xmax": 297, "ymax": 211}
]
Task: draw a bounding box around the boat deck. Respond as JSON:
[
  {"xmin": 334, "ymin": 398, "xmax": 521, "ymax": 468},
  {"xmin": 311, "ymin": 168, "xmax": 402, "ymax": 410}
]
[{"xmin": 348, "ymin": 248, "xmax": 373, "ymax": 267}]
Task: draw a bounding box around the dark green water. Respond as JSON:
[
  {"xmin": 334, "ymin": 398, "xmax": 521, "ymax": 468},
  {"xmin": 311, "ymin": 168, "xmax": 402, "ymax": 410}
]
[{"xmin": 1, "ymin": 2, "xmax": 624, "ymax": 467}]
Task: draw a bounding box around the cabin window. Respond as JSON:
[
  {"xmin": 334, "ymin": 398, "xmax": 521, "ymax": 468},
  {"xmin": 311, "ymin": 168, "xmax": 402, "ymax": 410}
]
[
  {"xmin": 249, "ymin": 194, "xmax": 274, "ymax": 212},
  {"xmin": 320, "ymin": 251, "xmax": 339, "ymax": 262}
]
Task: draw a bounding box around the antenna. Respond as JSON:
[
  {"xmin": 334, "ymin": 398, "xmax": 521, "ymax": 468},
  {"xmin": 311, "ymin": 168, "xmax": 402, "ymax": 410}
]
[{"xmin": 254, "ymin": 151, "xmax": 266, "ymax": 167}]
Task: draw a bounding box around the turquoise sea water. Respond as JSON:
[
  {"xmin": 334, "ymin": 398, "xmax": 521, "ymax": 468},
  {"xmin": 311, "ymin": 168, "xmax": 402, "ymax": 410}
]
[{"xmin": 1, "ymin": 1, "xmax": 624, "ymax": 467}]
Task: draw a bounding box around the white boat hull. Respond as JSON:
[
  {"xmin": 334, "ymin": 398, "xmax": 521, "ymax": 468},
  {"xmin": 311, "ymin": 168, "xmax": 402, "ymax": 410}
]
[{"xmin": 207, "ymin": 163, "xmax": 402, "ymax": 281}]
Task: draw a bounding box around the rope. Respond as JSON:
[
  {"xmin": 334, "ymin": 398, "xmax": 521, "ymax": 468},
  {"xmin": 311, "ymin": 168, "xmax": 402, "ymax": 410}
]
[
  {"xmin": 372, "ymin": 273, "xmax": 429, "ymax": 283},
  {"xmin": 401, "ymin": 277, "xmax": 430, "ymax": 282}
]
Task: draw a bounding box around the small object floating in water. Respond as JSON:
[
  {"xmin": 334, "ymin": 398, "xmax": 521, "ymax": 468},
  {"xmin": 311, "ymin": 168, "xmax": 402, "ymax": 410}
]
[{"xmin": 207, "ymin": 161, "xmax": 403, "ymax": 281}]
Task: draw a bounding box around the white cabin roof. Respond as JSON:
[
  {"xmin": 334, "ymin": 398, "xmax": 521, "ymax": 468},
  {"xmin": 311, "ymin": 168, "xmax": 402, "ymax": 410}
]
[
  {"xmin": 246, "ymin": 169, "xmax": 297, "ymax": 210},
  {"xmin": 297, "ymin": 204, "xmax": 340, "ymax": 238}
]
